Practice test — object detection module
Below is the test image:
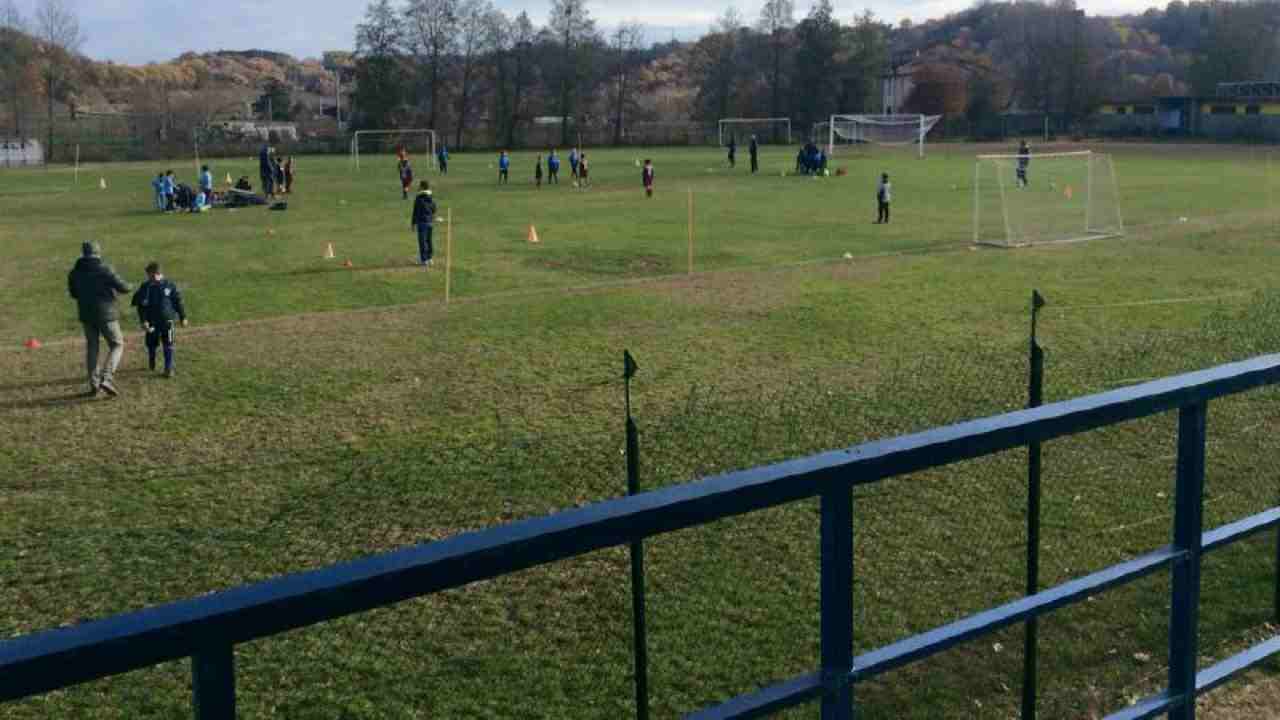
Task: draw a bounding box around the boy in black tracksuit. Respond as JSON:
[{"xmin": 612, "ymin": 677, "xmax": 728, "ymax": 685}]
[{"xmin": 131, "ymin": 261, "xmax": 188, "ymax": 378}]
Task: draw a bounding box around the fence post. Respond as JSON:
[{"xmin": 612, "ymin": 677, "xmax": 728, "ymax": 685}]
[
  {"xmin": 820, "ymin": 484, "xmax": 854, "ymax": 720},
  {"xmin": 192, "ymin": 643, "xmax": 236, "ymax": 720},
  {"xmin": 1022, "ymin": 289, "xmax": 1046, "ymax": 720},
  {"xmin": 1168, "ymin": 402, "xmax": 1207, "ymax": 720},
  {"xmin": 623, "ymin": 350, "xmax": 649, "ymax": 720}
]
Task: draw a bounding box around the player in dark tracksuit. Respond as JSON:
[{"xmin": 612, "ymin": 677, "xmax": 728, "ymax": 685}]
[
  {"xmin": 749, "ymin": 135, "xmax": 759, "ymax": 174},
  {"xmin": 131, "ymin": 262, "xmax": 187, "ymax": 378},
  {"xmin": 411, "ymin": 181, "xmax": 437, "ymax": 266},
  {"xmin": 642, "ymin": 159, "xmax": 654, "ymax": 197}
]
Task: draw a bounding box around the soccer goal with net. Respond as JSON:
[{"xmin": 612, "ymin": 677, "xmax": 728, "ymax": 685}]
[
  {"xmin": 972, "ymin": 150, "xmax": 1124, "ymax": 247},
  {"xmin": 718, "ymin": 118, "xmax": 791, "ymax": 146},
  {"xmin": 825, "ymin": 114, "xmax": 941, "ymax": 159},
  {"xmin": 350, "ymin": 129, "xmax": 437, "ymax": 171}
]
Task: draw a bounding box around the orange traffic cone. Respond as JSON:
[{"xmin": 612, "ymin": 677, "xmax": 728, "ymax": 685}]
[
  {"xmin": 23, "ymin": 338, "xmax": 41, "ymax": 349},
  {"xmin": 324, "ymin": 243, "xmax": 335, "ymax": 259},
  {"xmin": 527, "ymin": 225, "xmax": 540, "ymax": 244}
]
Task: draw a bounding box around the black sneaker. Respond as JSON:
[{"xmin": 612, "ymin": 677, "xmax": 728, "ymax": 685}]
[
  {"xmin": 85, "ymin": 385, "xmax": 99, "ymax": 398},
  {"xmin": 99, "ymin": 380, "xmax": 120, "ymax": 397},
  {"xmin": 162, "ymin": 368, "xmax": 174, "ymax": 379}
]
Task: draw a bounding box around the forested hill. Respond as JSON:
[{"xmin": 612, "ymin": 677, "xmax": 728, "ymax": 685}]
[{"xmin": 5, "ymin": 0, "xmax": 1280, "ymax": 139}]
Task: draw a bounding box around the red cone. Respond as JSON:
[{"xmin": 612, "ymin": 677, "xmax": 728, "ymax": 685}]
[{"xmin": 23, "ymin": 338, "xmax": 42, "ymax": 349}]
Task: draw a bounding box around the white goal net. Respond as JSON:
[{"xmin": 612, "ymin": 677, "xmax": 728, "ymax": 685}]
[
  {"xmin": 350, "ymin": 129, "xmax": 437, "ymax": 171},
  {"xmin": 826, "ymin": 114, "xmax": 941, "ymax": 158},
  {"xmin": 718, "ymin": 118, "xmax": 791, "ymax": 146},
  {"xmin": 973, "ymin": 150, "xmax": 1124, "ymax": 247}
]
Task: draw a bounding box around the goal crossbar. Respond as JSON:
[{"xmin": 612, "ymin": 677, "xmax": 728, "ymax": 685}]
[
  {"xmin": 350, "ymin": 129, "xmax": 437, "ymax": 171},
  {"xmin": 975, "ymin": 150, "xmax": 1094, "ymax": 161}
]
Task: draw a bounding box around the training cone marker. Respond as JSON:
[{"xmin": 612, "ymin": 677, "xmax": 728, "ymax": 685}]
[
  {"xmin": 843, "ymin": 252, "xmax": 853, "ymax": 260},
  {"xmin": 23, "ymin": 338, "xmax": 41, "ymax": 349},
  {"xmin": 343, "ymin": 259, "xmax": 353, "ymax": 268},
  {"xmin": 98, "ymin": 177, "xmax": 107, "ymax": 190},
  {"xmin": 267, "ymin": 229, "xmax": 275, "ymax": 236},
  {"xmin": 324, "ymin": 243, "xmax": 335, "ymax": 259},
  {"xmin": 225, "ymin": 172, "xmax": 233, "ymax": 185},
  {"xmin": 527, "ymin": 225, "xmax": 540, "ymax": 244},
  {"xmin": 1064, "ymin": 185, "xmax": 1074, "ymax": 200}
]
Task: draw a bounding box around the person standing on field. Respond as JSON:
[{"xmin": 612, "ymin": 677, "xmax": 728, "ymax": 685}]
[
  {"xmin": 749, "ymin": 135, "xmax": 759, "ymax": 174},
  {"xmin": 198, "ymin": 165, "xmax": 213, "ymax": 202},
  {"xmin": 577, "ymin": 152, "xmax": 590, "ymax": 189},
  {"xmin": 727, "ymin": 135, "xmax": 737, "ymax": 168},
  {"xmin": 436, "ymin": 144, "xmax": 449, "ymax": 175},
  {"xmin": 875, "ymin": 173, "xmax": 891, "ymax": 224},
  {"xmin": 569, "ymin": 147, "xmax": 579, "ymax": 180},
  {"xmin": 284, "ymin": 156, "xmax": 295, "ymax": 194},
  {"xmin": 399, "ymin": 157, "xmax": 414, "ymax": 199},
  {"xmin": 131, "ymin": 262, "xmax": 188, "ymax": 378},
  {"xmin": 1016, "ymin": 140, "xmax": 1030, "ymax": 188},
  {"xmin": 498, "ymin": 150, "xmax": 510, "ymax": 184},
  {"xmin": 642, "ymin": 158, "xmax": 654, "ymax": 197},
  {"xmin": 68, "ymin": 241, "xmax": 131, "ymax": 397},
  {"xmin": 259, "ymin": 144, "xmax": 274, "ymax": 198},
  {"xmin": 411, "ymin": 181, "xmax": 437, "ymax": 267},
  {"xmin": 535, "ymin": 155, "xmax": 543, "ymax": 188},
  {"xmin": 547, "ymin": 150, "xmax": 560, "ymax": 184}
]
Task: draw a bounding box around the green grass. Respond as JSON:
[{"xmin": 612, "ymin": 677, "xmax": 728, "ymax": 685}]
[{"xmin": 3, "ymin": 144, "xmax": 1280, "ymax": 718}]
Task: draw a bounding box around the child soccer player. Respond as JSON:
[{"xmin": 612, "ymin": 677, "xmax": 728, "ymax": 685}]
[
  {"xmin": 152, "ymin": 172, "xmax": 165, "ymax": 210},
  {"xmin": 399, "ymin": 158, "xmax": 414, "ymax": 199},
  {"xmin": 569, "ymin": 147, "xmax": 579, "ymax": 180},
  {"xmin": 578, "ymin": 153, "xmax": 590, "ymax": 189},
  {"xmin": 131, "ymin": 261, "xmax": 188, "ymax": 378},
  {"xmin": 411, "ymin": 181, "xmax": 437, "ymax": 267},
  {"xmin": 727, "ymin": 136, "xmax": 736, "ymax": 169},
  {"xmin": 162, "ymin": 170, "xmax": 176, "ymax": 212},
  {"xmin": 535, "ymin": 155, "xmax": 543, "ymax": 188},
  {"xmin": 284, "ymin": 156, "xmax": 295, "ymax": 194},
  {"xmin": 1016, "ymin": 140, "xmax": 1030, "ymax": 188},
  {"xmin": 875, "ymin": 173, "xmax": 891, "ymax": 224},
  {"xmin": 642, "ymin": 159, "xmax": 654, "ymax": 197},
  {"xmin": 273, "ymin": 156, "xmax": 286, "ymax": 195},
  {"xmin": 436, "ymin": 144, "xmax": 449, "ymax": 174},
  {"xmin": 547, "ymin": 150, "xmax": 560, "ymax": 184},
  {"xmin": 199, "ymin": 164, "xmax": 213, "ymax": 201},
  {"xmin": 498, "ymin": 150, "xmax": 510, "ymax": 184}
]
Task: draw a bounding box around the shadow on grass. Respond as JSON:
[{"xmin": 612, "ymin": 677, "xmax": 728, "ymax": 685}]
[{"xmin": 0, "ymin": 393, "xmax": 105, "ymax": 410}]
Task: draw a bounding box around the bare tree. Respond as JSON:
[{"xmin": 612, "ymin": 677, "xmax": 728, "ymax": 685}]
[
  {"xmin": 609, "ymin": 22, "xmax": 644, "ymax": 144},
  {"xmin": 692, "ymin": 8, "xmax": 743, "ymax": 122},
  {"xmin": 405, "ymin": 0, "xmax": 457, "ymax": 133},
  {"xmin": 506, "ymin": 11, "xmax": 536, "ymax": 148},
  {"xmin": 452, "ymin": 0, "xmax": 492, "ymax": 149},
  {"xmin": 547, "ymin": 0, "xmax": 597, "ymax": 145},
  {"xmin": 34, "ymin": 0, "xmax": 83, "ymax": 161},
  {"xmin": 757, "ymin": 0, "xmax": 793, "ymax": 121}
]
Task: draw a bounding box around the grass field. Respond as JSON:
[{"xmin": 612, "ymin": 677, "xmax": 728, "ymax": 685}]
[{"xmin": 3, "ymin": 143, "xmax": 1280, "ymax": 718}]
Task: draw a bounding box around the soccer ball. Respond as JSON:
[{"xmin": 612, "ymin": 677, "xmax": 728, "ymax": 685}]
[{"xmin": 823, "ymin": 169, "xmax": 830, "ymax": 177}]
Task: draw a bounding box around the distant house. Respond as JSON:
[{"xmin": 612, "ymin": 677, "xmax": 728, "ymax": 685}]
[
  {"xmin": 1096, "ymin": 83, "xmax": 1280, "ymax": 138},
  {"xmin": 0, "ymin": 139, "xmax": 43, "ymax": 167},
  {"xmin": 880, "ymin": 53, "xmax": 918, "ymax": 115},
  {"xmin": 209, "ymin": 121, "xmax": 299, "ymax": 141}
]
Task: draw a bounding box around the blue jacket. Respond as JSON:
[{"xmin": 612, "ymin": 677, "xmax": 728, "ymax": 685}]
[
  {"xmin": 131, "ymin": 278, "xmax": 186, "ymax": 325},
  {"xmin": 162, "ymin": 176, "xmax": 175, "ymax": 194},
  {"xmin": 199, "ymin": 170, "xmax": 213, "ymax": 191},
  {"xmin": 548, "ymin": 155, "xmax": 560, "ymax": 170},
  {"xmin": 498, "ymin": 155, "xmax": 509, "ymax": 170},
  {"xmin": 152, "ymin": 177, "xmax": 163, "ymax": 194}
]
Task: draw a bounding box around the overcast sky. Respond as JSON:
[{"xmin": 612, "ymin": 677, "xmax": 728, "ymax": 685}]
[{"xmin": 10, "ymin": 0, "xmax": 1165, "ymax": 65}]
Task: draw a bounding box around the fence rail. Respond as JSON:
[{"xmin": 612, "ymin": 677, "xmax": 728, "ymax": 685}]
[{"xmin": 4, "ymin": 354, "xmax": 1280, "ymax": 718}]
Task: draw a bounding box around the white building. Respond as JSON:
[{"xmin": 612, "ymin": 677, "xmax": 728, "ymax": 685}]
[{"xmin": 0, "ymin": 139, "xmax": 43, "ymax": 167}]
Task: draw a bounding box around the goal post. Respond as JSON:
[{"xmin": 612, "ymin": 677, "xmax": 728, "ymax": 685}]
[
  {"xmin": 973, "ymin": 150, "xmax": 1124, "ymax": 247},
  {"xmin": 350, "ymin": 129, "xmax": 437, "ymax": 171},
  {"xmin": 717, "ymin": 118, "xmax": 791, "ymax": 146},
  {"xmin": 827, "ymin": 114, "xmax": 941, "ymax": 159}
]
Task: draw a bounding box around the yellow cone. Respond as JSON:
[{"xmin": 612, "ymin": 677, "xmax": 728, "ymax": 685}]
[
  {"xmin": 324, "ymin": 243, "xmax": 335, "ymax": 259},
  {"xmin": 98, "ymin": 177, "xmax": 106, "ymax": 190},
  {"xmin": 527, "ymin": 225, "xmax": 540, "ymax": 244}
]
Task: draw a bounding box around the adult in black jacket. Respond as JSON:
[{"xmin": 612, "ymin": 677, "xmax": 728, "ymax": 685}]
[
  {"xmin": 259, "ymin": 144, "xmax": 275, "ymax": 198},
  {"xmin": 411, "ymin": 181, "xmax": 437, "ymax": 266},
  {"xmin": 749, "ymin": 135, "xmax": 759, "ymax": 174},
  {"xmin": 131, "ymin": 262, "xmax": 188, "ymax": 378},
  {"xmin": 68, "ymin": 241, "xmax": 131, "ymax": 396}
]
